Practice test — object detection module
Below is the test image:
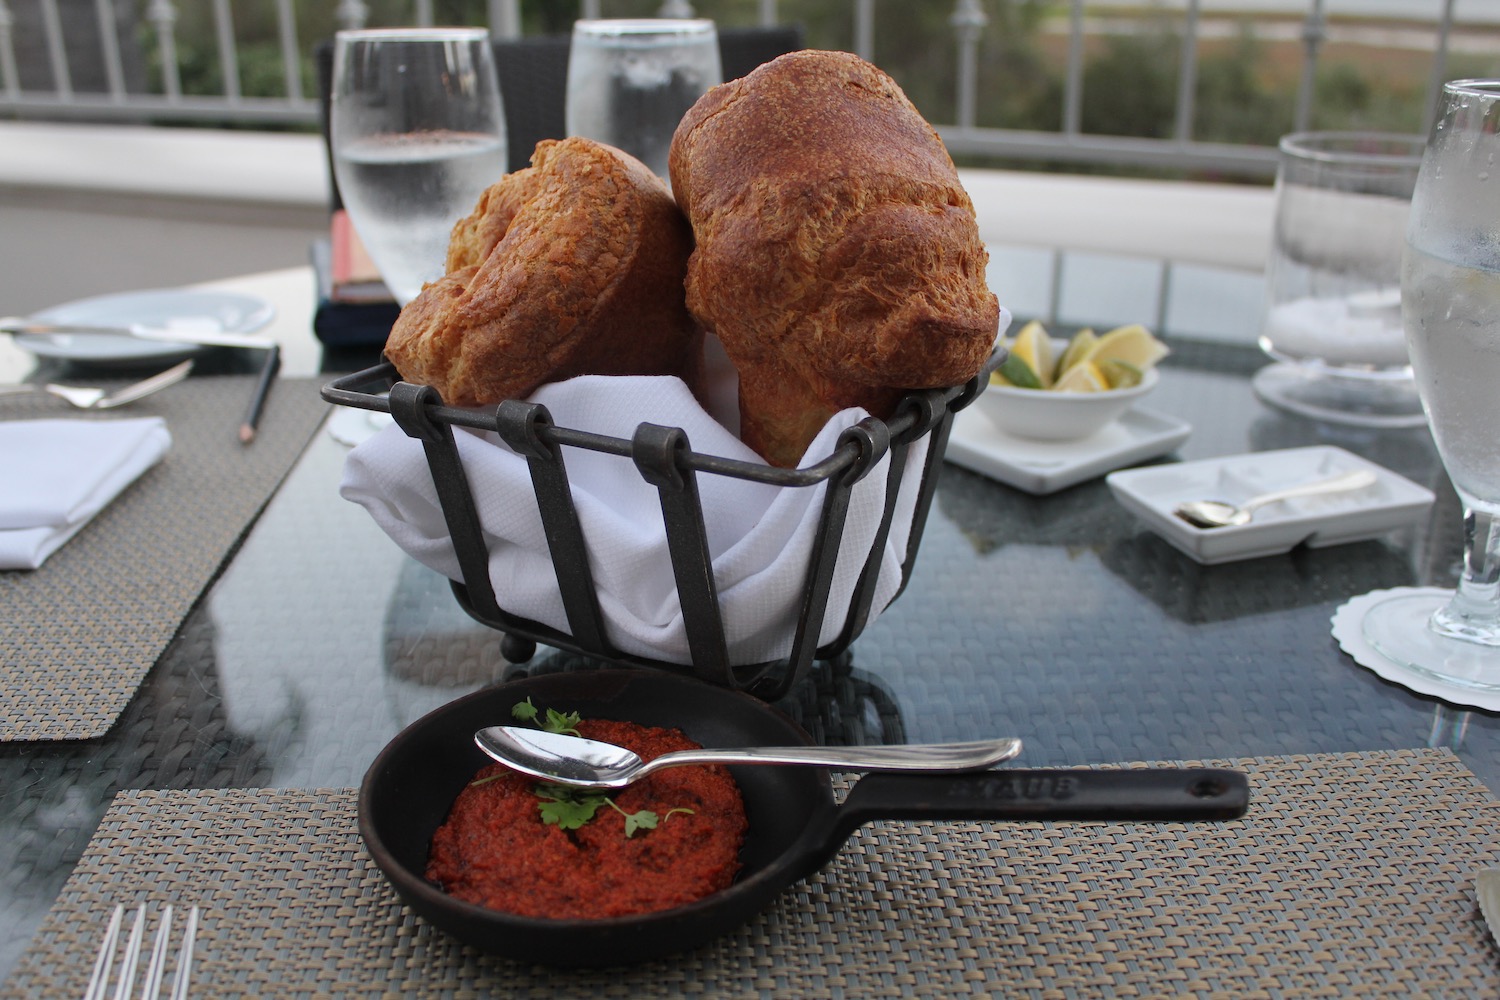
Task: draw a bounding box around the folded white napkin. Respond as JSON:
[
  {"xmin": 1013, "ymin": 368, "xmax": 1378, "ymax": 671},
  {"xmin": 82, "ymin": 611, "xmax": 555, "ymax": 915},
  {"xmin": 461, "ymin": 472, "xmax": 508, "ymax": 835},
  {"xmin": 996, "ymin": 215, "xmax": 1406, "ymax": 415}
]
[
  {"xmin": 340, "ymin": 375, "xmax": 928, "ymax": 666},
  {"xmin": 0, "ymin": 417, "xmax": 172, "ymax": 570}
]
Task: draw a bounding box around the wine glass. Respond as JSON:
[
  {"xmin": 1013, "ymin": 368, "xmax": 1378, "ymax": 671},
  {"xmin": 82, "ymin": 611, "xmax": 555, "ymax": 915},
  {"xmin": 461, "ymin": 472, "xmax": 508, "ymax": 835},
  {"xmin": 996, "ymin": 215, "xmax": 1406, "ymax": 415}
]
[
  {"xmin": 330, "ymin": 28, "xmax": 508, "ymax": 306},
  {"xmin": 1361, "ymin": 80, "xmax": 1500, "ymax": 689},
  {"xmin": 565, "ymin": 19, "xmax": 721, "ymax": 178}
]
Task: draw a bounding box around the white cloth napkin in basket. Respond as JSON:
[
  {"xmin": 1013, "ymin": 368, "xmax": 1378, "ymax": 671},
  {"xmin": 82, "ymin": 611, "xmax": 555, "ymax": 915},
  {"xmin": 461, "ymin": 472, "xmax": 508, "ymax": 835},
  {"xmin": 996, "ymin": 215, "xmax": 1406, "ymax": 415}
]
[
  {"xmin": 0, "ymin": 417, "xmax": 172, "ymax": 570},
  {"xmin": 340, "ymin": 374, "xmax": 928, "ymax": 666}
]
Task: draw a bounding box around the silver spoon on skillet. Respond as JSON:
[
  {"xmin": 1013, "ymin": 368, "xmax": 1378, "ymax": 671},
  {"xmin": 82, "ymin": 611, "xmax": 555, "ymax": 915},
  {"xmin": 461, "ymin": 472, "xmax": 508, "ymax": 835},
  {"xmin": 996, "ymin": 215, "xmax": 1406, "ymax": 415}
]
[{"xmin": 475, "ymin": 726, "xmax": 1024, "ymax": 790}]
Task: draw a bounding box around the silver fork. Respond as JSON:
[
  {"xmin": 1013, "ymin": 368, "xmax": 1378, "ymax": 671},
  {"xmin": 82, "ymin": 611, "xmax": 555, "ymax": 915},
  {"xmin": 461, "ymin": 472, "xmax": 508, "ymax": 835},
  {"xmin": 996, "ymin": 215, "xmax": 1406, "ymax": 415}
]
[
  {"xmin": 45, "ymin": 360, "xmax": 194, "ymax": 410},
  {"xmin": 84, "ymin": 904, "xmax": 199, "ymax": 1000}
]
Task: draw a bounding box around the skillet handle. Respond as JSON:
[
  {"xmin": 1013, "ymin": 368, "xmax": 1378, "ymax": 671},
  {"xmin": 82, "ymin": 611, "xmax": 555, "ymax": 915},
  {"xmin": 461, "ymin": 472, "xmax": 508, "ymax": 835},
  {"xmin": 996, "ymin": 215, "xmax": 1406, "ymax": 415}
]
[{"xmin": 828, "ymin": 767, "xmax": 1249, "ymax": 844}]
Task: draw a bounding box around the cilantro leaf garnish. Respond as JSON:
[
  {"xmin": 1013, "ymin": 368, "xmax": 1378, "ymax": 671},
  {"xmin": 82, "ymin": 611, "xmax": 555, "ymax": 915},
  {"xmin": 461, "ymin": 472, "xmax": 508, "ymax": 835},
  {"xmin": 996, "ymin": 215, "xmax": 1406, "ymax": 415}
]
[
  {"xmin": 607, "ymin": 798, "xmax": 659, "ymax": 838},
  {"xmin": 543, "ymin": 707, "xmax": 582, "ymax": 736},
  {"xmin": 533, "ymin": 784, "xmax": 695, "ymax": 838},
  {"xmin": 605, "ymin": 800, "xmax": 696, "ymax": 838},
  {"xmin": 511, "ymin": 697, "xmax": 581, "ymax": 735},
  {"xmin": 535, "ymin": 784, "xmax": 609, "ymax": 830},
  {"xmin": 514, "ymin": 701, "xmax": 695, "ymax": 838}
]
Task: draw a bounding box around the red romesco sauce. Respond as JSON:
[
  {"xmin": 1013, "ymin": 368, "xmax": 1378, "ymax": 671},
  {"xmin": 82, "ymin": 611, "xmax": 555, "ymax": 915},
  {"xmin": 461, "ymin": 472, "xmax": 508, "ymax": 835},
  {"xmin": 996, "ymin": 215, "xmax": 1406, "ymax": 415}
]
[{"xmin": 426, "ymin": 718, "xmax": 749, "ymax": 920}]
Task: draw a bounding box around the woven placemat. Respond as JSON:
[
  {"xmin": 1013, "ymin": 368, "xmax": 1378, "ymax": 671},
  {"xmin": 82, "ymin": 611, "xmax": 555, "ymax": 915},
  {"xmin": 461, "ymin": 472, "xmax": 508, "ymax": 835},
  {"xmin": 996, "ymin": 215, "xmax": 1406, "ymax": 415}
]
[
  {"xmin": 0, "ymin": 375, "xmax": 329, "ymax": 741},
  {"xmin": 6, "ymin": 748, "xmax": 1500, "ymax": 998}
]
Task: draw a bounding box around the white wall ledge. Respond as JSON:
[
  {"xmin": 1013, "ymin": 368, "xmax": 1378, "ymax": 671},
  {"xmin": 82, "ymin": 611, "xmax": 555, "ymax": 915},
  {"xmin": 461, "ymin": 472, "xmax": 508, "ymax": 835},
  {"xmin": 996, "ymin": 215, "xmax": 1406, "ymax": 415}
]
[
  {"xmin": 0, "ymin": 122, "xmax": 1272, "ymax": 324},
  {"xmin": 1, "ymin": 122, "xmax": 1272, "ymax": 263},
  {"xmin": 0, "ymin": 123, "xmax": 331, "ymax": 314},
  {"xmin": 959, "ymin": 168, "xmax": 1273, "ymax": 274},
  {"xmin": 1, "ymin": 121, "xmax": 329, "ymax": 210}
]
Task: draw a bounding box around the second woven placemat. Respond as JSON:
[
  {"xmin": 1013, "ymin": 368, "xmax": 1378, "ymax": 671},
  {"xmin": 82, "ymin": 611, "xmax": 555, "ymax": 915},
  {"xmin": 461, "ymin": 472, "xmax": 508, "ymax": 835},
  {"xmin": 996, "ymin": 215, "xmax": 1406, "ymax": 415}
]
[
  {"xmin": 6, "ymin": 748, "xmax": 1500, "ymax": 998},
  {"xmin": 0, "ymin": 375, "xmax": 329, "ymax": 741}
]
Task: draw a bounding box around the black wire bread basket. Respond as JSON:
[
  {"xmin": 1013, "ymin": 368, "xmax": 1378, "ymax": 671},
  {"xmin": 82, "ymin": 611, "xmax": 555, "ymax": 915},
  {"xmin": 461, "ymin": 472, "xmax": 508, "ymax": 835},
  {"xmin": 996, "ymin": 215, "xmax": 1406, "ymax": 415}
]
[{"xmin": 322, "ymin": 351, "xmax": 998, "ymax": 701}]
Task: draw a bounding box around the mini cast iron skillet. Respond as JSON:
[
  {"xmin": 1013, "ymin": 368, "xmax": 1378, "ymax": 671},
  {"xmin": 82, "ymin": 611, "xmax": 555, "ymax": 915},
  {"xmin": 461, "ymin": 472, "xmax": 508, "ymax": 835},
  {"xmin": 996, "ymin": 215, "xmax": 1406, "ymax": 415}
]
[{"xmin": 360, "ymin": 669, "xmax": 1249, "ymax": 967}]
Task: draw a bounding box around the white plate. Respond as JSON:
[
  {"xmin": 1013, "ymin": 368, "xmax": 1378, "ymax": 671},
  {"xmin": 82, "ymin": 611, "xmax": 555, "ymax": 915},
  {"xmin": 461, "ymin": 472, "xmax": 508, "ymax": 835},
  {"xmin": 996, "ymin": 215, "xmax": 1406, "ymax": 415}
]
[
  {"xmin": 946, "ymin": 405, "xmax": 1191, "ymax": 495},
  {"xmin": 15, "ymin": 288, "xmax": 276, "ymax": 367},
  {"xmin": 1106, "ymin": 445, "xmax": 1435, "ymax": 565}
]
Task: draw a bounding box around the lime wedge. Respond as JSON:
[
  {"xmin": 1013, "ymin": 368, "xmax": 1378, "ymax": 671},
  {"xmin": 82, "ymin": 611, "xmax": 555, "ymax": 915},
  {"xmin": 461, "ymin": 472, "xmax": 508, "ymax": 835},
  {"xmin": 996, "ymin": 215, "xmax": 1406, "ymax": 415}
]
[
  {"xmin": 996, "ymin": 352, "xmax": 1043, "ymax": 389},
  {"xmin": 1054, "ymin": 328, "xmax": 1097, "ymax": 379},
  {"xmin": 1100, "ymin": 358, "xmax": 1145, "ymax": 389}
]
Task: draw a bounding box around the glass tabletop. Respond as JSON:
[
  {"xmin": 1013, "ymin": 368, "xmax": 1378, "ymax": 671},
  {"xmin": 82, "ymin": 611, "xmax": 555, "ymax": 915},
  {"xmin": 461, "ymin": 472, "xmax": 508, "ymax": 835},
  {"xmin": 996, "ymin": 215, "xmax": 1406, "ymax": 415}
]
[{"xmin": 1, "ymin": 266, "xmax": 1492, "ymax": 982}]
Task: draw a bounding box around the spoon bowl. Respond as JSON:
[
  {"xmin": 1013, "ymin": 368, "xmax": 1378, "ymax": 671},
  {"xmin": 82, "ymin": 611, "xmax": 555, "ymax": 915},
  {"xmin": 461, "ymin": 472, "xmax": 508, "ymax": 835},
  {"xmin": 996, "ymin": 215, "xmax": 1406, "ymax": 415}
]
[
  {"xmin": 1173, "ymin": 468, "xmax": 1378, "ymax": 529},
  {"xmin": 474, "ymin": 725, "xmax": 1025, "ymax": 790}
]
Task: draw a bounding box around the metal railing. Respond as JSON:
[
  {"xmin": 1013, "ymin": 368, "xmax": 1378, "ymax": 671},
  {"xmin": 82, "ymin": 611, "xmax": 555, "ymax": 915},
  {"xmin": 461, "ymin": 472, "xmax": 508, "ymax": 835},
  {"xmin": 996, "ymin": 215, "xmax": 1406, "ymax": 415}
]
[{"xmin": 0, "ymin": 0, "xmax": 1471, "ymax": 177}]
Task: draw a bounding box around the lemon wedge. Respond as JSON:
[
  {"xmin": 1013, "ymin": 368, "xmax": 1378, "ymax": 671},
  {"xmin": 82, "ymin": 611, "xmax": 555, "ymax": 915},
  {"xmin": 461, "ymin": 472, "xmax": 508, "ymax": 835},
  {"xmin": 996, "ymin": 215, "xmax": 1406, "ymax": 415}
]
[
  {"xmin": 1009, "ymin": 320, "xmax": 1055, "ymax": 388},
  {"xmin": 1052, "ymin": 361, "xmax": 1109, "ymax": 392},
  {"xmin": 1081, "ymin": 324, "xmax": 1169, "ymax": 374},
  {"xmin": 1054, "ymin": 328, "xmax": 1097, "ymax": 380}
]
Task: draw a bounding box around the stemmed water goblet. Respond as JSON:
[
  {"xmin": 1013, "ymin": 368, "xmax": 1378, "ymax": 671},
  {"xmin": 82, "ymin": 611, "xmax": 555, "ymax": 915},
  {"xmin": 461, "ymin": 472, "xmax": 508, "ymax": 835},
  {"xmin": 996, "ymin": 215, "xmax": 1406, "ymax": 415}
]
[
  {"xmin": 1360, "ymin": 80, "xmax": 1500, "ymax": 688},
  {"xmin": 329, "ymin": 28, "xmax": 508, "ymax": 306},
  {"xmin": 564, "ymin": 19, "xmax": 721, "ymax": 178}
]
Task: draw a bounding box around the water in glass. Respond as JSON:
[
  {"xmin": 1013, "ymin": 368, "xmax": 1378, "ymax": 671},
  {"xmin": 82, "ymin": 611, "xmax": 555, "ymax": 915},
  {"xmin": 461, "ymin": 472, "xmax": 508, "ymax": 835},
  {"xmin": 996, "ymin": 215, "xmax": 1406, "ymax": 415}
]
[
  {"xmin": 1361, "ymin": 79, "xmax": 1500, "ymax": 687},
  {"xmin": 330, "ymin": 29, "xmax": 508, "ymax": 305}
]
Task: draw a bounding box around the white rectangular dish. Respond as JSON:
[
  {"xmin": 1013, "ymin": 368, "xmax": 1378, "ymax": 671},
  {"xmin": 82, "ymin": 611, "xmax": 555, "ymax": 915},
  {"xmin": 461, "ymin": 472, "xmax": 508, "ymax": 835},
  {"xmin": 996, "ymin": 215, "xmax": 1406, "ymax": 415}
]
[
  {"xmin": 946, "ymin": 406, "xmax": 1191, "ymax": 495},
  {"xmin": 1105, "ymin": 445, "xmax": 1435, "ymax": 564}
]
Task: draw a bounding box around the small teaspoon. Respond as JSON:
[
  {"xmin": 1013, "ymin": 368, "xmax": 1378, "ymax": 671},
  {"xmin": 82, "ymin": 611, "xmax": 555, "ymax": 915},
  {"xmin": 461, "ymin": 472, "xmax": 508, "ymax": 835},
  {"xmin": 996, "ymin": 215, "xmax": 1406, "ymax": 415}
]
[
  {"xmin": 475, "ymin": 726, "xmax": 1024, "ymax": 790},
  {"xmin": 1173, "ymin": 468, "xmax": 1378, "ymax": 529}
]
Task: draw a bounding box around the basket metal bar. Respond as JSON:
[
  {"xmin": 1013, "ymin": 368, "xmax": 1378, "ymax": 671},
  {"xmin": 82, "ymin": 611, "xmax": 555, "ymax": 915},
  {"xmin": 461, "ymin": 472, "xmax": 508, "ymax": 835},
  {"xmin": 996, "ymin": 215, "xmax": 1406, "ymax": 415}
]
[
  {"xmin": 900, "ymin": 411, "xmax": 955, "ymax": 587},
  {"xmin": 895, "ymin": 369, "xmax": 988, "ymax": 590},
  {"xmin": 839, "ymin": 386, "xmax": 955, "ymax": 639},
  {"xmin": 834, "ymin": 439, "xmax": 910, "ymax": 651},
  {"xmin": 631, "ymin": 423, "xmax": 734, "ymax": 688},
  {"xmin": 321, "ymin": 362, "xmax": 969, "ymax": 487},
  {"xmin": 321, "ymin": 363, "xmax": 400, "ymax": 404},
  {"xmin": 755, "ymin": 418, "xmax": 892, "ymax": 701},
  {"xmin": 494, "ymin": 400, "xmax": 613, "ymax": 656},
  {"xmin": 386, "ymin": 382, "xmax": 505, "ymax": 624}
]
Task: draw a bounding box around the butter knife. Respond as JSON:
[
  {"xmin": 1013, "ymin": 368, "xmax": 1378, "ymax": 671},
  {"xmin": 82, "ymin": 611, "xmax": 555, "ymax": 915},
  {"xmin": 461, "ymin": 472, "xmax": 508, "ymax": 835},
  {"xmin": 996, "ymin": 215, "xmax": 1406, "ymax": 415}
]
[{"xmin": 0, "ymin": 317, "xmax": 276, "ymax": 351}]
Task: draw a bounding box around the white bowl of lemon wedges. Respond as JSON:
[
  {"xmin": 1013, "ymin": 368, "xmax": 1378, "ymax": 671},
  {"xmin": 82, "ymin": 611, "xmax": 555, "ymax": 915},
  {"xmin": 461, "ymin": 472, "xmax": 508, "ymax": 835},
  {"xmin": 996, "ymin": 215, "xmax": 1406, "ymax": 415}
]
[{"xmin": 977, "ymin": 321, "xmax": 1170, "ymax": 441}]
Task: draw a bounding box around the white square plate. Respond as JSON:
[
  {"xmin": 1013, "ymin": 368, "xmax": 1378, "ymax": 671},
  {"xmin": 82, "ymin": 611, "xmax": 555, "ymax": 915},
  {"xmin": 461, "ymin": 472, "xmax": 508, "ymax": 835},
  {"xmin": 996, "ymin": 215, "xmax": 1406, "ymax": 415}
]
[
  {"xmin": 1105, "ymin": 445, "xmax": 1435, "ymax": 564},
  {"xmin": 946, "ymin": 406, "xmax": 1192, "ymax": 495}
]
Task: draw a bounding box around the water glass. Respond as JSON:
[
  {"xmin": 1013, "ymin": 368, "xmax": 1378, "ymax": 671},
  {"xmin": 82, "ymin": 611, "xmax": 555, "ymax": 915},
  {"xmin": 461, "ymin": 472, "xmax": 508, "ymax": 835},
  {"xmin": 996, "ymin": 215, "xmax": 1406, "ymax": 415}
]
[
  {"xmin": 565, "ymin": 19, "xmax": 721, "ymax": 178},
  {"xmin": 330, "ymin": 28, "xmax": 508, "ymax": 305},
  {"xmin": 1360, "ymin": 81, "xmax": 1500, "ymax": 688},
  {"xmin": 1253, "ymin": 132, "xmax": 1427, "ymax": 427}
]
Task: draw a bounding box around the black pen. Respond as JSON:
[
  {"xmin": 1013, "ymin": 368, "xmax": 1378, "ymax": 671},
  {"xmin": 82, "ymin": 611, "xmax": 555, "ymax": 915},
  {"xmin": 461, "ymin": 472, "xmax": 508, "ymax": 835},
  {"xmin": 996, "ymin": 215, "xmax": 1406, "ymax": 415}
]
[{"xmin": 239, "ymin": 344, "xmax": 281, "ymax": 444}]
